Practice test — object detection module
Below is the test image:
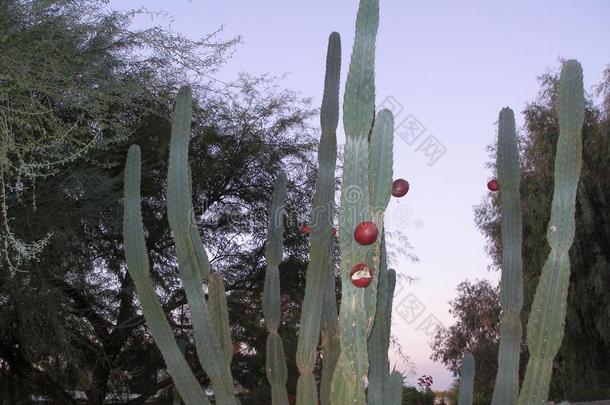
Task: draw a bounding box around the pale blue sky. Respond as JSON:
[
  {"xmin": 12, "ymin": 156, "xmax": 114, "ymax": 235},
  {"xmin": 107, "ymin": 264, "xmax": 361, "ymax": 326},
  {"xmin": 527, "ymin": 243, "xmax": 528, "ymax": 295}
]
[{"xmin": 109, "ymin": 0, "xmax": 610, "ymax": 390}]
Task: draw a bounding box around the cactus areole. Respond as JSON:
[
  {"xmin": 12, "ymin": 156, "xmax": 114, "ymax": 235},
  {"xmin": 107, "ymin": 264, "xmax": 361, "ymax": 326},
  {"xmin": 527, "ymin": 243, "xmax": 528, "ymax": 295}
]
[
  {"xmin": 487, "ymin": 179, "xmax": 499, "ymax": 192},
  {"xmin": 354, "ymin": 221, "xmax": 379, "ymax": 245},
  {"xmin": 391, "ymin": 178, "xmax": 410, "ymax": 197},
  {"xmin": 350, "ymin": 263, "xmax": 373, "ymax": 288}
]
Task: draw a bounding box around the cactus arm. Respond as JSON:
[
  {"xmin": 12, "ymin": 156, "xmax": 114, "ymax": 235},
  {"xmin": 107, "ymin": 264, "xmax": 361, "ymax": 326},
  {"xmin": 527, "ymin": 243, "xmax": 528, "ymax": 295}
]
[
  {"xmin": 330, "ymin": 1, "xmax": 379, "ymax": 404},
  {"xmin": 458, "ymin": 352, "xmax": 475, "ymax": 405},
  {"xmin": 367, "ymin": 239, "xmax": 394, "ymax": 405},
  {"xmin": 263, "ymin": 171, "xmax": 290, "ymax": 405},
  {"xmin": 369, "ymin": 109, "xmax": 394, "ymax": 216},
  {"xmin": 365, "ymin": 109, "xmax": 394, "ymax": 332},
  {"xmin": 295, "ymin": 31, "xmax": 340, "ymax": 405},
  {"xmin": 123, "ymin": 145, "xmax": 211, "ymax": 405},
  {"xmin": 491, "ymin": 107, "xmax": 523, "ymax": 405},
  {"xmin": 209, "ymin": 272, "xmax": 234, "ymax": 367},
  {"xmin": 167, "ymin": 86, "xmax": 237, "ymax": 405},
  {"xmin": 384, "ymin": 370, "xmax": 404, "ymax": 405},
  {"xmin": 518, "ymin": 60, "xmax": 584, "ymax": 405},
  {"xmin": 319, "ymin": 254, "xmax": 340, "ymax": 405}
]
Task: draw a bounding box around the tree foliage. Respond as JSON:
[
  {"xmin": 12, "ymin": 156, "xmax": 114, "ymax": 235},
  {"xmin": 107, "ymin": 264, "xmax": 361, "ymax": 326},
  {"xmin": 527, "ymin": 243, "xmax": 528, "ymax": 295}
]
[
  {"xmin": 0, "ymin": 0, "xmax": 238, "ymax": 269},
  {"xmin": 0, "ymin": 1, "xmax": 320, "ymax": 403},
  {"xmin": 430, "ymin": 280, "xmax": 501, "ymax": 405}
]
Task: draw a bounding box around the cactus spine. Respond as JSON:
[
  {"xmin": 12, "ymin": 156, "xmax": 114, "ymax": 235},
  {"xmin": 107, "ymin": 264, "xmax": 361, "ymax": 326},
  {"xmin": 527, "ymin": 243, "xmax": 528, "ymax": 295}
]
[
  {"xmin": 458, "ymin": 352, "xmax": 475, "ymax": 405},
  {"xmin": 263, "ymin": 172, "xmax": 290, "ymax": 405},
  {"xmin": 491, "ymin": 107, "xmax": 523, "ymax": 405},
  {"xmin": 518, "ymin": 60, "xmax": 584, "ymax": 404},
  {"xmin": 295, "ymin": 31, "xmax": 340, "ymax": 405}
]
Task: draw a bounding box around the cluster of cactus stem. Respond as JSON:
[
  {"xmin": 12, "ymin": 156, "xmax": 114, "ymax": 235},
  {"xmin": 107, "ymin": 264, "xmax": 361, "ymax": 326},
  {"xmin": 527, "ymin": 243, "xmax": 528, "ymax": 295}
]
[
  {"xmin": 122, "ymin": 0, "xmax": 585, "ymax": 402},
  {"xmin": 458, "ymin": 59, "xmax": 585, "ymax": 405},
  {"xmin": 123, "ymin": 0, "xmax": 403, "ymax": 404}
]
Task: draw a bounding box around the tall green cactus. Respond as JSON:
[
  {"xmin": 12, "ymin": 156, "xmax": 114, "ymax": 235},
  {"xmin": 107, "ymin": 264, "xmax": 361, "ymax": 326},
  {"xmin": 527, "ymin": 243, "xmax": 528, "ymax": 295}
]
[
  {"xmin": 123, "ymin": 1, "xmax": 410, "ymax": 403},
  {"xmin": 458, "ymin": 352, "xmax": 475, "ymax": 405},
  {"xmin": 385, "ymin": 371, "xmax": 405, "ymax": 405},
  {"xmin": 124, "ymin": 86, "xmax": 239, "ymax": 405},
  {"xmin": 367, "ymin": 238, "xmax": 398, "ymax": 405},
  {"xmin": 331, "ymin": 0, "xmax": 396, "ymax": 403},
  {"xmin": 123, "ymin": 145, "xmax": 211, "ymax": 405},
  {"xmin": 263, "ymin": 172, "xmax": 290, "ymax": 405},
  {"xmin": 320, "ymin": 257, "xmax": 340, "ymax": 405},
  {"xmin": 518, "ymin": 60, "xmax": 584, "ymax": 404},
  {"xmin": 167, "ymin": 86, "xmax": 238, "ymax": 405},
  {"xmin": 295, "ymin": 31, "xmax": 340, "ymax": 405},
  {"xmin": 491, "ymin": 107, "xmax": 523, "ymax": 405}
]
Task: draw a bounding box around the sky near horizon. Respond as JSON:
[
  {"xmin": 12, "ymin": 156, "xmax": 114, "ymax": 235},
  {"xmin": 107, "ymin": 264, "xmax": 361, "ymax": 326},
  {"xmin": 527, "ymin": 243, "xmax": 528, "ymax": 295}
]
[{"xmin": 109, "ymin": 0, "xmax": 610, "ymax": 390}]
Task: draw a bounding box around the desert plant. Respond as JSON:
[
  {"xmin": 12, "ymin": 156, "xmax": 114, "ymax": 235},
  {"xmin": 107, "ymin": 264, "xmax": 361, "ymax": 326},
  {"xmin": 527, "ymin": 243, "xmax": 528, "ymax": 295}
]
[
  {"xmin": 457, "ymin": 59, "xmax": 585, "ymax": 405},
  {"xmin": 123, "ymin": 0, "xmax": 403, "ymax": 404},
  {"xmin": 123, "ymin": 0, "xmax": 585, "ymax": 401}
]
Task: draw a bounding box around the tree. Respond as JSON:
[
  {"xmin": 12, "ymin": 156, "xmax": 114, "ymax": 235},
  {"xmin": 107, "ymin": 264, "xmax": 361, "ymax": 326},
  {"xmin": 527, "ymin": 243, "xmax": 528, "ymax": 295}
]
[
  {"xmin": 430, "ymin": 280, "xmax": 501, "ymax": 405},
  {"xmin": 0, "ymin": 0, "xmax": 238, "ymax": 270},
  {"xmin": 474, "ymin": 64, "xmax": 610, "ymax": 400},
  {"xmin": 401, "ymin": 385, "xmax": 434, "ymax": 405},
  {"xmin": 0, "ymin": 1, "xmax": 320, "ymax": 403}
]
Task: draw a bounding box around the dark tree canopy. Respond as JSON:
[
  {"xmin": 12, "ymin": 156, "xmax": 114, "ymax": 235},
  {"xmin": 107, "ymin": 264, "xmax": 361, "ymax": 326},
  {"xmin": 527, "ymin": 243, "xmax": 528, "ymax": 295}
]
[{"xmin": 0, "ymin": 1, "xmax": 321, "ymax": 403}]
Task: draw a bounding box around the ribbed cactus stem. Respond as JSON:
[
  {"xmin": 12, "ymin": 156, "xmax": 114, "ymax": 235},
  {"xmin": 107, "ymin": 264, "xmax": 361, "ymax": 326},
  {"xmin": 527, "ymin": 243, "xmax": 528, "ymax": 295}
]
[
  {"xmin": 209, "ymin": 272, "xmax": 234, "ymax": 367},
  {"xmin": 263, "ymin": 172, "xmax": 290, "ymax": 405},
  {"xmin": 330, "ymin": 1, "xmax": 397, "ymax": 403},
  {"xmin": 319, "ymin": 253, "xmax": 340, "ymax": 405},
  {"xmin": 385, "ymin": 370, "xmax": 404, "ymax": 405},
  {"xmin": 458, "ymin": 352, "xmax": 475, "ymax": 405},
  {"xmin": 367, "ymin": 237, "xmax": 395, "ymax": 405},
  {"xmin": 330, "ymin": 0, "xmax": 382, "ymax": 402},
  {"xmin": 123, "ymin": 145, "xmax": 211, "ymax": 405},
  {"xmin": 518, "ymin": 60, "xmax": 584, "ymax": 405},
  {"xmin": 167, "ymin": 86, "xmax": 238, "ymax": 405},
  {"xmin": 491, "ymin": 107, "xmax": 523, "ymax": 405},
  {"xmin": 295, "ymin": 31, "xmax": 340, "ymax": 405},
  {"xmin": 366, "ymin": 109, "xmax": 394, "ymax": 332}
]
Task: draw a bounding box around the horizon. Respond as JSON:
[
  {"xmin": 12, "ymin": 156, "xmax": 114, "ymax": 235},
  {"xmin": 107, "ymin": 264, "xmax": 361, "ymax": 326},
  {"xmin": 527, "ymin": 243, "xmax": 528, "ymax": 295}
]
[{"xmin": 108, "ymin": 0, "xmax": 610, "ymax": 390}]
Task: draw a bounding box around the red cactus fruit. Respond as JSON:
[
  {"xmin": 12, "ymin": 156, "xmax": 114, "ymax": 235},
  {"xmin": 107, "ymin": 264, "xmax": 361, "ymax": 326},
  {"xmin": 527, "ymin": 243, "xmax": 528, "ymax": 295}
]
[
  {"xmin": 300, "ymin": 223, "xmax": 311, "ymax": 235},
  {"xmin": 487, "ymin": 179, "xmax": 499, "ymax": 192},
  {"xmin": 281, "ymin": 293, "xmax": 290, "ymax": 311},
  {"xmin": 392, "ymin": 178, "xmax": 410, "ymax": 197},
  {"xmin": 354, "ymin": 221, "xmax": 379, "ymax": 245},
  {"xmin": 350, "ymin": 263, "xmax": 372, "ymax": 288},
  {"xmin": 331, "ymin": 227, "xmax": 337, "ymax": 237},
  {"xmin": 232, "ymin": 341, "xmax": 240, "ymax": 354}
]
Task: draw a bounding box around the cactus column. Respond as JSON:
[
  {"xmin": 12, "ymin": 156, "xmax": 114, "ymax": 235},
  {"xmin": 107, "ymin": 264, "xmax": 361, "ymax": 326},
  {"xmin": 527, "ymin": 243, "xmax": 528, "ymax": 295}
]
[
  {"xmin": 295, "ymin": 31, "xmax": 340, "ymax": 405},
  {"xmin": 167, "ymin": 87, "xmax": 238, "ymax": 405},
  {"xmin": 367, "ymin": 237, "xmax": 402, "ymax": 405},
  {"xmin": 491, "ymin": 107, "xmax": 523, "ymax": 405},
  {"xmin": 458, "ymin": 352, "xmax": 475, "ymax": 405},
  {"xmin": 123, "ymin": 145, "xmax": 211, "ymax": 405},
  {"xmin": 330, "ymin": 0, "xmax": 379, "ymax": 396},
  {"xmin": 330, "ymin": 0, "xmax": 398, "ymax": 403},
  {"xmin": 518, "ymin": 60, "xmax": 584, "ymax": 405},
  {"xmin": 263, "ymin": 172, "xmax": 290, "ymax": 405}
]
